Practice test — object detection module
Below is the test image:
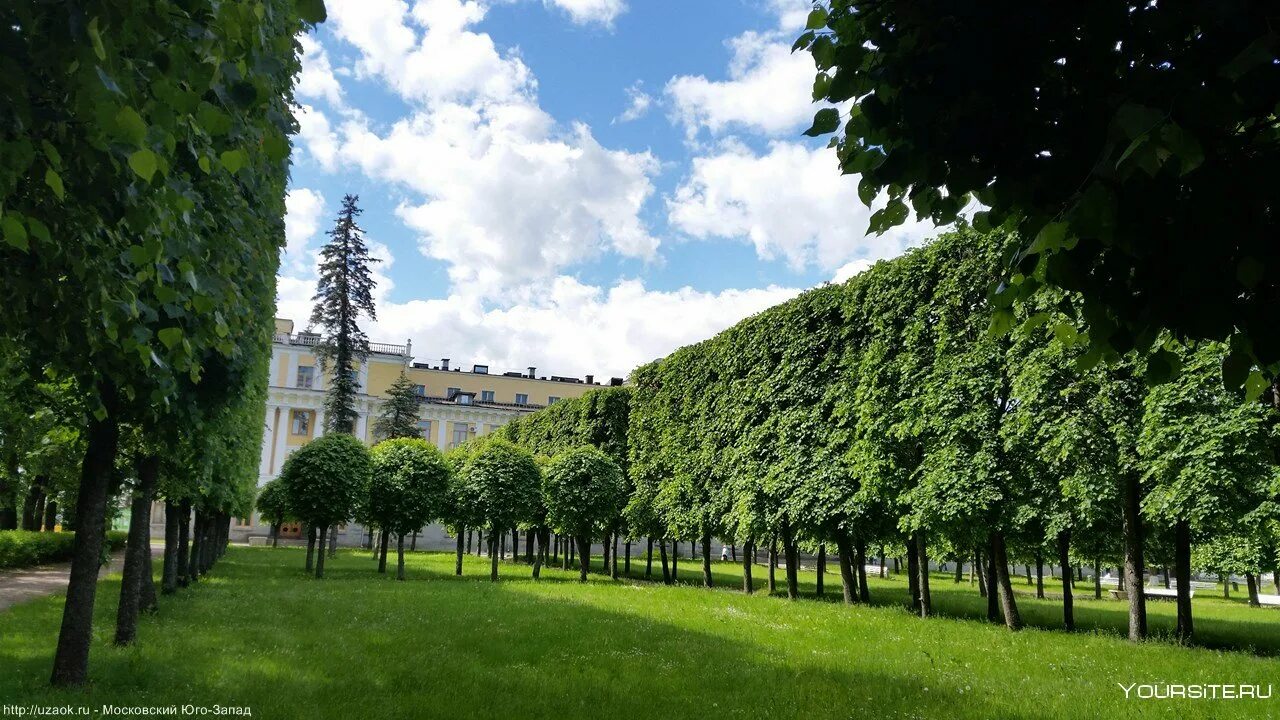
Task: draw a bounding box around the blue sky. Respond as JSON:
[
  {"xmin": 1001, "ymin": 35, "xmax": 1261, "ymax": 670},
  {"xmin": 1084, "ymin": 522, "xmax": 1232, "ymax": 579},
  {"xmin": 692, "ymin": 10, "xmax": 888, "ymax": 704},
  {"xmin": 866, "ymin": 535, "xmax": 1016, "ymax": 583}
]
[{"xmin": 279, "ymin": 0, "xmax": 937, "ymax": 379}]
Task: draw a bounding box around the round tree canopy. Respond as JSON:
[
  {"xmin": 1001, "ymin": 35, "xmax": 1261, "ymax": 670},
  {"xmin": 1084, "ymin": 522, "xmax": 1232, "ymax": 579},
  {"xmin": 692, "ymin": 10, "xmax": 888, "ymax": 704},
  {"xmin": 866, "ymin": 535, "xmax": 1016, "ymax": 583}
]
[
  {"xmin": 279, "ymin": 433, "xmax": 371, "ymax": 529},
  {"xmin": 370, "ymin": 437, "xmax": 452, "ymax": 536}
]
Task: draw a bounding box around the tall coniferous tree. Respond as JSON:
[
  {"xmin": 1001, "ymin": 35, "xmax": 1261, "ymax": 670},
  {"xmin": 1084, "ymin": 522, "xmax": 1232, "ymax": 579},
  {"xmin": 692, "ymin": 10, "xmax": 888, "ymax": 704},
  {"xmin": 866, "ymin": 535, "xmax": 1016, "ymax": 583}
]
[
  {"xmin": 375, "ymin": 372, "xmax": 421, "ymax": 440},
  {"xmin": 311, "ymin": 195, "xmax": 379, "ymax": 434}
]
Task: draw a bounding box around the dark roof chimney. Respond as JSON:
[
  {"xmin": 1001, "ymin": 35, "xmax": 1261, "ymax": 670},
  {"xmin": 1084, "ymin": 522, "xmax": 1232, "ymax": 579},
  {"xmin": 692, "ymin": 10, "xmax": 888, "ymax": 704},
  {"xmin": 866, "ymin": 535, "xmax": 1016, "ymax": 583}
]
[
  {"xmin": 441, "ymin": 358, "xmax": 450, "ymax": 371},
  {"xmin": 528, "ymin": 366, "xmax": 536, "ymax": 379},
  {"xmin": 585, "ymin": 374, "xmax": 594, "ymax": 384}
]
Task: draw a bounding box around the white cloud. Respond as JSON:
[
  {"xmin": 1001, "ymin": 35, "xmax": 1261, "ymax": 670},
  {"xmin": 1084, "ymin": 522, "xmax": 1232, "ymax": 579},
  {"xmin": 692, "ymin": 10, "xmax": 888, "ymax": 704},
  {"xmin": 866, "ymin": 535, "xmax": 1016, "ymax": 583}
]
[
  {"xmin": 612, "ymin": 81, "xmax": 652, "ymax": 124},
  {"xmin": 326, "ymin": 0, "xmax": 534, "ymax": 106},
  {"xmin": 666, "ymin": 29, "xmax": 817, "ymax": 139},
  {"xmin": 668, "ymin": 140, "xmax": 938, "ymax": 271},
  {"xmin": 277, "ymin": 272, "xmax": 800, "ymax": 379},
  {"xmin": 295, "ymin": 104, "xmax": 340, "ymax": 170},
  {"xmin": 543, "ymin": 0, "xmax": 626, "ymax": 26},
  {"xmin": 283, "ymin": 188, "xmax": 327, "ymax": 273},
  {"xmin": 832, "ymin": 258, "xmax": 872, "ymax": 284},
  {"xmin": 296, "ymin": 34, "xmax": 344, "ymax": 107}
]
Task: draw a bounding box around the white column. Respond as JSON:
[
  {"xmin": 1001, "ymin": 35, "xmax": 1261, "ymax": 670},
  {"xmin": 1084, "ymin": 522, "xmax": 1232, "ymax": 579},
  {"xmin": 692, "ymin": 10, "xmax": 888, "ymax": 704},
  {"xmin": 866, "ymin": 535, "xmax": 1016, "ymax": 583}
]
[
  {"xmin": 271, "ymin": 407, "xmax": 291, "ymax": 476},
  {"xmin": 354, "ymin": 411, "xmax": 368, "ymax": 443},
  {"xmin": 258, "ymin": 405, "xmax": 277, "ymax": 479},
  {"xmin": 437, "ymin": 415, "xmax": 448, "ymax": 448},
  {"xmin": 285, "ymin": 350, "xmax": 298, "ymax": 389},
  {"xmin": 314, "ymin": 408, "xmax": 326, "ymax": 438}
]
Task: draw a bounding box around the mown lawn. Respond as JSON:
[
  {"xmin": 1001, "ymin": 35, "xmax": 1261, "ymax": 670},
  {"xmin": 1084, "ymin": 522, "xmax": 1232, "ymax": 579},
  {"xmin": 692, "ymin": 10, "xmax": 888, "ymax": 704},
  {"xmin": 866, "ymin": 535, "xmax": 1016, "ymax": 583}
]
[{"xmin": 1, "ymin": 547, "xmax": 1278, "ymax": 719}]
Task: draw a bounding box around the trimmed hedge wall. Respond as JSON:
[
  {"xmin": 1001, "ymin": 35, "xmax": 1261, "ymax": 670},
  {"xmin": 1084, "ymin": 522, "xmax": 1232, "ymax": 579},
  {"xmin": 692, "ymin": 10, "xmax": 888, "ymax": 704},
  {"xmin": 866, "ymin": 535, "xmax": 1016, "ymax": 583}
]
[{"xmin": 0, "ymin": 530, "xmax": 128, "ymax": 570}]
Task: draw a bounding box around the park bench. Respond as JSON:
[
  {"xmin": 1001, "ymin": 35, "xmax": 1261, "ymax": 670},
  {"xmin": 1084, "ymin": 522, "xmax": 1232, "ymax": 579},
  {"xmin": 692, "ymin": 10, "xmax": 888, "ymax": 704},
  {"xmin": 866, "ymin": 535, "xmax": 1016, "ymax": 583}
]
[
  {"xmin": 247, "ymin": 536, "xmax": 270, "ymax": 547},
  {"xmin": 1258, "ymin": 594, "xmax": 1280, "ymax": 607}
]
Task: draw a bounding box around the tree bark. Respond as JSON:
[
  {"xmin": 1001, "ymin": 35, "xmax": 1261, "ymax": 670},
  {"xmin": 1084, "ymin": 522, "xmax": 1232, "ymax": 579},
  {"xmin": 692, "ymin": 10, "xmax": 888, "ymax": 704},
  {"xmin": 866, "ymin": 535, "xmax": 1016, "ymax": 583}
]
[
  {"xmin": 916, "ymin": 532, "xmax": 932, "ymax": 618},
  {"xmin": 1121, "ymin": 470, "xmax": 1147, "ymax": 641},
  {"xmin": 612, "ymin": 530, "xmax": 620, "ymax": 579},
  {"xmin": 646, "ymin": 537, "xmax": 653, "ymax": 578},
  {"xmin": 162, "ymin": 500, "xmax": 179, "ymax": 594},
  {"xmin": 1174, "ymin": 518, "xmax": 1192, "ymax": 643},
  {"xmin": 42, "ymin": 498, "xmax": 58, "ymax": 531},
  {"xmin": 511, "ymin": 527, "xmax": 520, "ymax": 561},
  {"xmin": 1058, "ymin": 530, "xmax": 1074, "ymax": 631},
  {"xmin": 659, "ymin": 538, "xmax": 670, "ymax": 584},
  {"xmin": 954, "ymin": 558, "xmax": 964, "ymax": 583},
  {"xmin": 532, "ymin": 528, "xmax": 545, "ymax": 580},
  {"xmin": 577, "ymin": 534, "xmax": 590, "ymax": 582},
  {"xmin": 742, "ymin": 539, "xmax": 754, "ymax": 594},
  {"xmin": 490, "ymin": 525, "xmax": 500, "ymax": 581},
  {"xmin": 1246, "ymin": 573, "xmax": 1261, "ymax": 606},
  {"xmin": 315, "ymin": 522, "xmax": 328, "ymax": 579},
  {"xmin": 855, "ymin": 540, "xmax": 870, "ymax": 602},
  {"xmin": 906, "ymin": 535, "xmax": 921, "ymax": 614},
  {"xmin": 50, "ymin": 407, "xmax": 120, "ymax": 687},
  {"xmin": 701, "ymin": 532, "xmax": 713, "ymax": 588},
  {"xmin": 816, "ymin": 543, "xmax": 826, "ymax": 597},
  {"xmin": 378, "ymin": 528, "xmax": 390, "ymax": 573},
  {"xmin": 1221, "ymin": 571, "xmax": 1229, "ymax": 598},
  {"xmin": 455, "ymin": 525, "xmax": 465, "ymax": 576},
  {"xmin": 836, "ymin": 533, "xmax": 856, "ymax": 604},
  {"xmin": 305, "ymin": 524, "xmax": 316, "ymax": 572},
  {"xmin": 188, "ymin": 511, "xmax": 203, "ymax": 583},
  {"xmin": 114, "ymin": 454, "xmax": 158, "ymax": 646},
  {"xmin": 991, "ymin": 531, "xmax": 1022, "ymax": 630},
  {"xmin": 176, "ymin": 502, "xmax": 191, "ymax": 587},
  {"xmin": 782, "ymin": 527, "xmax": 799, "ymax": 600},
  {"xmin": 1035, "ymin": 552, "xmax": 1045, "ymax": 599},
  {"xmin": 671, "ymin": 538, "xmax": 679, "ymax": 581},
  {"xmin": 328, "ymin": 526, "xmax": 338, "ymax": 557},
  {"xmin": 976, "ymin": 548, "xmax": 987, "ymax": 597},
  {"xmin": 396, "ymin": 533, "xmax": 406, "ymax": 581},
  {"xmin": 624, "ymin": 537, "xmax": 631, "ymax": 575},
  {"xmin": 767, "ymin": 540, "xmax": 777, "ymax": 594}
]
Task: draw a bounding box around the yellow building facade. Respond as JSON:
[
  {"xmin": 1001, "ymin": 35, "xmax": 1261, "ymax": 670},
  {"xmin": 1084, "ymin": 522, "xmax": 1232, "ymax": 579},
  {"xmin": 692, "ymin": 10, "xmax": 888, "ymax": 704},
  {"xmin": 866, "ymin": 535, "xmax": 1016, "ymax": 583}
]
[{"xmin": 247, "ymin": 319, "xmax": 619, "ymax": 544}]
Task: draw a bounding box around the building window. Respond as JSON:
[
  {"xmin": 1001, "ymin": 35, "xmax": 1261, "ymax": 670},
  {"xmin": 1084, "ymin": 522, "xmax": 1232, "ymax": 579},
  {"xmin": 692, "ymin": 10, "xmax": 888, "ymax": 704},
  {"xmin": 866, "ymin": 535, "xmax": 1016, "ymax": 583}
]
[
  {"xmin": 446, "ymin": 386, "xmax": 461, "ymax": 399},
  {"xmin": 480, "ymin": 390, "xmax": 495, "ymax": 403},
  {"xmin": 548, "ymin": 396, "xmax": 561, "ymax": 404},
  {"xmin": 412, "ymin": 384, "xmax": 425, "ymax": 396},
  {"xmin": 290, "ymin": 410, "xmax": 310, "ymax": 436},
  {"xmin": 417, "ymin": 420, "xmax": 432, "ymax": 441},
  {"xmin": 451, "ymin": 423, "xmax": 471, "ymax": 448},
  {"xmin": 457, "ymin": 393, "xmax": 472, "ymax": 405},
  {"xmin": 235, "ymin": 516, "xmax": 252, "ymax": 527},
  {"xmin": 515, "ymin": 393, "xmax": 528, "ymax": 405},
  {"xmin": 473, "ymin": 364, "xmax": 489, "ymax": 374},
  {"xmin": 296, "ymin": 366, "xmax": 315, "ymax": 389}
]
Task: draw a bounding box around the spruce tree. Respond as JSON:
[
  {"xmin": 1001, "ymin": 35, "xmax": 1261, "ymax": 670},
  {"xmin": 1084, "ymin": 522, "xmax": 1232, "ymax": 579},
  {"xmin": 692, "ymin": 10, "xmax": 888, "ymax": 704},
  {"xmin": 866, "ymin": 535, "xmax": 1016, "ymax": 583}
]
[
  {"xmin": 310, "ymin": 194, "xmax": 379, "ymax": 434},
  {"xmin": 375, "ymin": 372, "xmax": 422, "ymax": 440}
]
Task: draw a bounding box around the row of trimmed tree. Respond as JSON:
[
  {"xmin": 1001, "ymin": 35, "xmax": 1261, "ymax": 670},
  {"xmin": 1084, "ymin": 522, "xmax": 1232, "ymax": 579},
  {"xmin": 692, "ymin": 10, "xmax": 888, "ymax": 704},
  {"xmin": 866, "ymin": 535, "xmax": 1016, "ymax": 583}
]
[
  {"xmin": 0, "ymin": 0, "xmax": 322, "ymax": 686},
  {"xmin": 436, "ymin": 228, "xmax": 1279, "ymax": 649}
]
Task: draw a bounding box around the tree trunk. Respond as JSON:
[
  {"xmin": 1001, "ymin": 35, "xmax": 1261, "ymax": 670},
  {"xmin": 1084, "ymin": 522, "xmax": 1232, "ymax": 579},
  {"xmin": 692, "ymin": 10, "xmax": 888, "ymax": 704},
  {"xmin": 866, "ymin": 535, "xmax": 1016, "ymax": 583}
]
[
  {"xmin": 1121, "ymin": 470, "xmax": 1147, "ymax": 641},
  {"xmin": 305, "ymin": 524, "xmax": 317, "ymax": 572},
  {"xmin": 906, "ymin": 535, "xmax": 921, "ymax": 614},
  {"xmin": 328, "ymin": 526, "xmax": 338, "ymax": 557},
  {"xmin": 1246, "ymin": 573, "xmax": 1261, "ymax": 607},
  {"xmin": 743, "ymin": 539, "xmax": 754, "ymax": 594},
  {"xmin": 767, "ymin": 540, "xmax": 777, "ymax": 594},
  {"xmin": 562, "ymin": 534, "xmax": 570, "ymax": 570},
  {"xmin": 511, "ymin": 527, "xmax": 519, "ymax": 561},
  {"xmin": 782, "ymin": 527, "xmax": 799, "ymax": 600},
  {"xmin": 612, "ymin": 531, "xmax": 620, "ymax": 579},
  {"xmin": 532, "ymin": 528, "xmax": 545, "ymax": 580},
  {"xmin": 188, "ymin": 511, "xmax": 203, "ymax": 583},
  {"xmin": 975, "ymin": 548, "xmax": 986, "ymax": 596},
  {"xmin": 525, "ymin": 529, "xmax": 534, "ymax": 563},
  {"xmin": 1035, "ymin": 552, "xmax": 1045, "ymax": 599},
  {"xmin": 466, "ymin": 529, "xmax": 473, "ymax": 555},
  {"xmin": 490, "ymin": 525, "xmax": 500, "ymax": 581},
  {"xmin": 176, "ymin": 502, "xmax": 191, "ymax": 587},
  {"xmin": 1058, "ymin": 530, "xmax": 1074, "ymax": 631},
  {"xmin": 50, "ymin": 408, "xmax": 120, "ymax": 687},
  {"xmin": 701, "ymin": 532, "xmax": 713, "ymax": 588},
  {"xmin": 856, "ymin": 540, "xmax": 870, "ymax": 602},
  {"xmin": 624, "ymin": 537, "xmax": 631, "ymax": 575},
  {"xmin": 659, "ymin": 538, "xmax": 670, "ymax": 584},
  {"xmin": 411, "ymin": 531, "xmax": 418, "ymax": 552},
  {"xmin": 1174, "ymin": 518, "xmax": 1192, "ymax": 643},
  {"xmin": 836, "ymin": 533, "xmax": 856, "ymax": 604},
  {"xmin": 396, "ymin": 533, "xmax": 406, "ymax": 581},
  {"xmin": 1162, "ymin": 566, "xmax": 1170, "ymax": 589},
  {"xmin": 577, "ymin": 534, "xmax": 590, "ymax": 582},
  {"xmin": 671, "ymin": 538, "xmax": 679, "ymax": 581},
  {"xmin": 646, "ymin": 537, "xmax": 653, "ymax": 578},
  {"xmin": 162, "ymin": 500, "xmax": 180, "ymax": 595},
  {"xmin": 954, "ymin": 558, "xmax": 963, "ymax": 583},
  {"xmin": 916, "ymin": 533, "xmax": 932, "ymax": 618},
  {"xmin": 314, "ymin": 522, "xmax": 328, "ymax": 579},
  {"xmin": 114, "ymin": 454, "xmax": 158, "ymax": 646},
  {"xmin": 378, "ymin": 528, "xmax": 390, "ymax": 574},
  {"xmin": 1221, "ymin": 571, "xmax": 1229, "ymax": 598},
  {"xmin": 991, "ymin": 531, "xmax": 1022, "ymax": 630},
  {"xmin": 42, "ymin": 498, "xmax": 58, "ymax": 531},
  {"xmin": 455, "ymin": 526, "xmax": 465, "ymax": 576},
  {"xmin": 816, "ymin": 543, "xmax": 826, "ymax": 597}
]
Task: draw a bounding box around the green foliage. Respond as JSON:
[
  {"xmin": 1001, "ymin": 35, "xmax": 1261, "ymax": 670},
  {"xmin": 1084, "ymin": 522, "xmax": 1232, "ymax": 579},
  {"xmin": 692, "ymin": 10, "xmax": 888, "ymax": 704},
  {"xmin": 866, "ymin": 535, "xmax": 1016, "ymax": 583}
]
[
  {"xmin": 373, "ymin": 372, "xmax": 422, "ymax": 441},
  {"xmin": 543, "ymin": 446, "xmax": 626, "ymax": 537},
  {"xmin": 279, "ymin": 434, "xmax": 371, "ymax": 530},
  {"xmin": 0, "ymin": 530, "xmax": 125, "ymax": 569},
  {"xmin": 369, "ymin": 438, "xmax": 451, "ymax": 536},
  {"xmin": 801, "ymin": 1, "xmax": 1280, "ymax": 380},
  {"xmin": 254, "ymin": 479, "xmax": 292, "ymax": 528},
  {"xmin": 459, "ymin": 439, "xmax": 540, "ymax": 533},
  {"xmin": 310, "ymin": 194, "xmax": 379, "ymax": 434}
]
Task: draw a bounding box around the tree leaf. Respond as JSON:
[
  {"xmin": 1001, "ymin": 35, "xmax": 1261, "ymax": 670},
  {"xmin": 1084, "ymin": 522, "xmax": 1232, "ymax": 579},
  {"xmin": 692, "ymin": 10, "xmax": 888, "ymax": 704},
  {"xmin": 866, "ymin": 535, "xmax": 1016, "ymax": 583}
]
[
  {"xmin": 128, "ymin": 149, "xmax": 158, "ymax": 181},
  {"xmin": 803, "ymin": 108, "xmax": 841, "ymax": 137},
  {"xmin": 157, "ymin": 327, "xmax": 183, "ymax": 349},
  {"xmin": 88, "ymin": 17, "xmax": 106, "ymax": 61},
  {"xmin": 220, "ymin": 149, "xmax": 245, "ymax": 174},
  {"xmin": 114, "ymin": 106, "xmax": 148, "ymax": 147},
  {"xmin": 1, "ymin": 214, "xmax": 28, "ymax": 252},
  {"xmin": 44, "ymin": 168, "xmax": 65, "ymax": 200},
  {"xmin": 296, "ymin": 0, "xmax": 328, "ymax": 24},
  {"xmin": 806, "ymin": 7, "xmax": 828, "ymax": 30}
]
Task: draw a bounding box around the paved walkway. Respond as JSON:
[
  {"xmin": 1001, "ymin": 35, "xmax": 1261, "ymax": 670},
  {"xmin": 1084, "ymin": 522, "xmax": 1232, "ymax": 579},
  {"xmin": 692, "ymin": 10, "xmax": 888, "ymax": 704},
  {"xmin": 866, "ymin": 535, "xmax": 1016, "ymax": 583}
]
[{"xmin": 0, "ymin": 548, "xmax": 165, "ymax": 612}]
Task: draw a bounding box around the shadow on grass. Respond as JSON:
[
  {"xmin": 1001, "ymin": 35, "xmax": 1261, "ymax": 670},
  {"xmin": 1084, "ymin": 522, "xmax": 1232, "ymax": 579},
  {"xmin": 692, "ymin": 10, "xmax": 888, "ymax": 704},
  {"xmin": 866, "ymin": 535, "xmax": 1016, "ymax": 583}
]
[{"xmin": 0, "ymin": 549, "xmax": 1050, "ymax": 720}]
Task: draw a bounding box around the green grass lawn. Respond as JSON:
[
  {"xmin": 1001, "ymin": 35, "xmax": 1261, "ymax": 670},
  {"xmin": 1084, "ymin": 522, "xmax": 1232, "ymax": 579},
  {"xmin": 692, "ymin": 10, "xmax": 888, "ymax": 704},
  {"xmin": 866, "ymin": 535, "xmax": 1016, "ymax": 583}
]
[{"xmin": 1, "ymin": 547, "xmax": 1278, "ymax": 719}]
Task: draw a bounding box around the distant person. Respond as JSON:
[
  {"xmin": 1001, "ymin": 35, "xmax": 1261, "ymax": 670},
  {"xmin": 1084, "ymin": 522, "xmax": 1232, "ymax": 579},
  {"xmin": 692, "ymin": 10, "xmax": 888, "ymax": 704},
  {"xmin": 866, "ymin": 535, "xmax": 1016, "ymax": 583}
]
[{"xmin": 720, "ymin": 545, "xmax": 730, "ymax": 561}]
